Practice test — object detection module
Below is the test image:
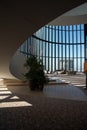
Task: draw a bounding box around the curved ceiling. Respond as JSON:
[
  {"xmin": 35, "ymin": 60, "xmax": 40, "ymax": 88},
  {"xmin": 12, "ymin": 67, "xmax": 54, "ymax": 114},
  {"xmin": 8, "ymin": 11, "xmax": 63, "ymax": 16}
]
[
  {"xmin": 0, "ymin": 0, "xmax": 86, "ymax": 79},
  {"xmin": 48, "ymin": 2, "xmax": 87, "ymax": 25}
]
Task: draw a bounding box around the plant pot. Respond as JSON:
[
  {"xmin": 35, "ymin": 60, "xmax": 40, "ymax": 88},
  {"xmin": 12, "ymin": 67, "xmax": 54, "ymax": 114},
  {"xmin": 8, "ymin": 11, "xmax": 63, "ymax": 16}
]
[
  {"xmin": 39, "ymin": 84, "xmax": 44, "ymax": 91},
  {"xmin": 29, "ymin": 80, "xmax": 36, "ymax": 90}
]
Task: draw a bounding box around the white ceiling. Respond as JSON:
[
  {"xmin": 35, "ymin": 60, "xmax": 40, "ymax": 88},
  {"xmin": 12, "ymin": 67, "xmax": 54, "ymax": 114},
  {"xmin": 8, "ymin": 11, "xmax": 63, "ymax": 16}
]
[
  {"xmin": 62, "ymin": 2, "xmax": 87, "ymax": 16},
  {"xmin": 48, "ymin": 2, "xmax": 87, "ymax": 25}
]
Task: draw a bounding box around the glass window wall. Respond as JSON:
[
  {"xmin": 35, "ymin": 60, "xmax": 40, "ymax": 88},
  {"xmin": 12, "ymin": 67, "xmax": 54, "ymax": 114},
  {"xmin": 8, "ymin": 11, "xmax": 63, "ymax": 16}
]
[{"xmin": 20, "ymin": 24, "xmax": 85, "ymax": 72}]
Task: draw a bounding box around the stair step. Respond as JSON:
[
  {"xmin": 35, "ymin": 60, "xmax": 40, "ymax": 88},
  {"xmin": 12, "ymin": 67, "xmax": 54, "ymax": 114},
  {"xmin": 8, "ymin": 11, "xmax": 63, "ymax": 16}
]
[
  {"xmin": 3, "ymin": 79, "xmax": 28, "ymax": 86},
  {"xmin": 0, "ymin": 79, "xmax": 4, "ymax": 85}
]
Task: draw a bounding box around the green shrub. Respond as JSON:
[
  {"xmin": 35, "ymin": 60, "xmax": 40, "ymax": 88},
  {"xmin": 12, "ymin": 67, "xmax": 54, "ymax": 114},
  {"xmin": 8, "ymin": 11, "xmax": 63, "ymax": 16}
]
[{"xmin": 24, "ymin": 55, "xmax": 49, "ymax": 90}]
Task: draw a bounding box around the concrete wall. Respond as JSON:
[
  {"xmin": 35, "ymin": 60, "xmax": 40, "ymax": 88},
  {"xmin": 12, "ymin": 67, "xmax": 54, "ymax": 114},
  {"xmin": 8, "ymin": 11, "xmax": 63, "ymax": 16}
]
[{"xmin": 9, "ymin": 50, "xmax": 27, "ymax": 80}]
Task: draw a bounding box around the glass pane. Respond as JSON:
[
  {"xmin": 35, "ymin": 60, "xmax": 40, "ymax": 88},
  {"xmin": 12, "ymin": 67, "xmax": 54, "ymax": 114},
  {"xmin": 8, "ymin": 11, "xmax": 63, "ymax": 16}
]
[
  {"xmin": 56, "ymin": 44, "xmax": 58, "ymax": 57},
  {"xmin": 70, "ymin": 31, "xmax": 72, "ymax": 43},
  {"xmin": 77, "ymin": 31, "xmax": 80, "ymax": 43},
  {"xmin": 74, "ymin": 45, "xmax": 76, "ymax": 57},
  {"xmin": 82, "ymin": 44, "xmax": 84, "ymax": 57},
  {"xmin": 70, "ymin": 45, "xmax": 72, "ymax": 57},
  {"xmin": 46, "ymin": 42, "xmax": 48, "ymax": 56},
  {"xmin": 78, "ymin": 45, "xmax": 80, "ymax": 57},
  {"xmin": 59, "ymin": 31, "xmax": 61, "ymax": 43},
  {"xmin": 74, "ymin": 31, "xmax": 76, "ymax": 43},
  {"xmin": 81, "ymin": 31, "xmax": 84, "ymax": 43},
  {"xmin": 63, "ymin": 45, "xmax": 65, "ymax": 57},
  {"xmin": 63, "ymin": 31, "xmax": 65, "ymax": 43},
  {"xmin": 66, "ymin": 45, "xmax": 69, "ymax": 57},
  {"xmin": 56, "ymin": 30, "xmax": 58, "ymax": 42}
]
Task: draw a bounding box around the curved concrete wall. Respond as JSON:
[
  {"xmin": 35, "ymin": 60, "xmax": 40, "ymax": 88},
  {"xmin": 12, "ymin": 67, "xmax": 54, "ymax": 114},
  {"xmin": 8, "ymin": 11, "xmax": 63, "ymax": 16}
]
[{"xmin": 9, "ymin": 50, "xmax": 27, "ymax": 80}]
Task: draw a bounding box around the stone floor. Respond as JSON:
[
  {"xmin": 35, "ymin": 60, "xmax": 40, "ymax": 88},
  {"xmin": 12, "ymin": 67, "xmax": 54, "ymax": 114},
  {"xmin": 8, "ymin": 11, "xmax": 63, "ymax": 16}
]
[
  {"xmin": 0, "ymin": 74, "xmax": 87, "ymax": 129},
  {"xmin": 44, "ymin": 84, "xmax": 87, "ymax": 101}
]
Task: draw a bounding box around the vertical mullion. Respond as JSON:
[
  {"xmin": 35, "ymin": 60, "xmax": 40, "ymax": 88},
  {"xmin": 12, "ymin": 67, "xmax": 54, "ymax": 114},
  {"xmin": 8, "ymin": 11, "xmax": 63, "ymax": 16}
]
[
  {"xmin": 69, "ymin": 26, "xmax": 70, "ymax": 70},
  {"xmin": 42, "ymin": 41, "xmax": 43, "ymax": 65},
  {"xmin": 58, "ymin": 26, "xmax": 60, "ymax": 70},
  {"xmin": 65, "ymin": 26, "xmax": 66, "ymax": 71},
  {"xmin": 39, "ymin": 40, "xmax": 40, "ymax": 60},
  {"xmin": 48, "ymin": 27, "xmax": 49, "ymax": 71},
  {"xmin": 76, "ymin": 25, "xmax": 78, "ymax": 71},
  {"xmin": 80, "ymin": 44, "xmax": 82, "ymax": 71},
  {"xmin": 27, "ymin": 39, "xmax": 28, "ymax": 58},
  {"xmin": 34, "ymin": 37, "xmax": 37, "ymax": 58},
  {"xmin": 84, "ymin": 24, "xmax": 86, "ymax": 62},
  {"xmin": 41, "ymin": 28, "xmax": 43, "ymax": 65},
  {"xmin": 61, "ymin": 26, "xmax": 63, "ymax": 70},
  {"xmin": 30, "ymin": 37, "xmax": 31, "ymax": 55},
  {"xmin": 80, "ymin": 25, "xmax": 82, "ymax": 71},
  {"xmin": 84, "ymin": 24, "xmax": 87, "ymax": 88},
  {"xmin": 84, "ymin": 24, "xmax": 87, "ymax": 61},
  {"xmin": 55, "ymin": 26, "xmax": 56, "ymax": 71},
  {"xmin": 72, "ymin": 25, "xmax": 74, "ymax": 71},
  {"xmin": 51, "ymin": 27, "xmax": 53, "ymax": 72},
  {"xmin": 45, "ymin": 27, "xmax": 46, "ymax": 70}
]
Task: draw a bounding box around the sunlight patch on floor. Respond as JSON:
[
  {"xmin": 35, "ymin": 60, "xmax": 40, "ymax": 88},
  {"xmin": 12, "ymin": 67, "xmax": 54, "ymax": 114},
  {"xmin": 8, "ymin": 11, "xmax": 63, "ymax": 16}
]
[
  {"xmin": 0, "ymin": 87, "xmax": 8, "ymax": 90},
  {"xmin": 75, "ymin": 84, "xmax": 86, "ymax": 87},
  {"xmin": 0, "ymin": 95, "xmax": 9, "ymax": 100},
  {"xmin": 0, "ymin": 85, "xmax": 32, "ymax": 108},
  {"xmin": 10, "ymin": 96, "xmax": 19, "ymax": 99},
  {"xmin": 0, "ymin": 91, "xmax": 12, "ymax": 94},
  {"xmin": 0, "ymin": 101, "xmax": 32, "ymax": 108}
]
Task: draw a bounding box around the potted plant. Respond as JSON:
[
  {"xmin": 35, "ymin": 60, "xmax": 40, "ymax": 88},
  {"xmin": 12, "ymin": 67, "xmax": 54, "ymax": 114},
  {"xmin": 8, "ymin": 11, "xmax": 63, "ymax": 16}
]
[{"xmin": 24, "ymin": 55, "xmax": 49, "ymax": 90}]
